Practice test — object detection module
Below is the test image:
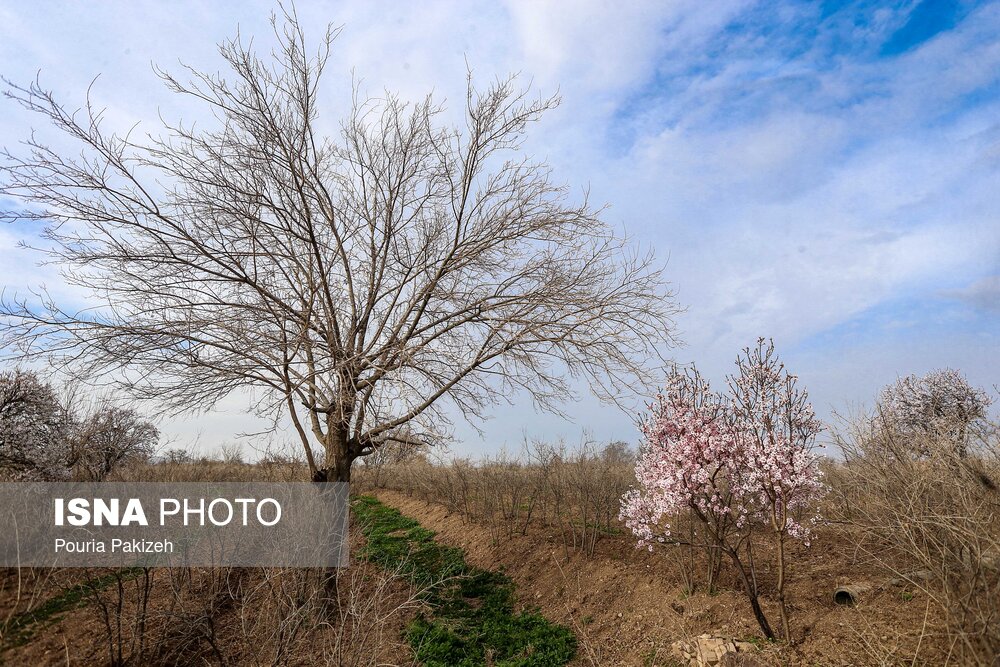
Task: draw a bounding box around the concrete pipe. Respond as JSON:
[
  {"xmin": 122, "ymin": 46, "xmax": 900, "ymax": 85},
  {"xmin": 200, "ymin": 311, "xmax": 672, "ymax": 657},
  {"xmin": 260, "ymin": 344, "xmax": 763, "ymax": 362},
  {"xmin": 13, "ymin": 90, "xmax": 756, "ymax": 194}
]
[{"xmin": 833, "ymin": 582, "xmax": 871, "ymax": 606}]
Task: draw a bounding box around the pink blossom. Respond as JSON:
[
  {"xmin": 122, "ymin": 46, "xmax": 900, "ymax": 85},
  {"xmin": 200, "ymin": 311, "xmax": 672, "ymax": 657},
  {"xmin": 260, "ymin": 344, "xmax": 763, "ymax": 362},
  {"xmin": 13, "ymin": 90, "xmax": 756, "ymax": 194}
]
[
  {"xmin": 619, "ymin": 368, "xmax": 740, "ymax": 549},
  {"xmin": 620, "ymin": 339, "xmax": 826, "ymax": 549}
]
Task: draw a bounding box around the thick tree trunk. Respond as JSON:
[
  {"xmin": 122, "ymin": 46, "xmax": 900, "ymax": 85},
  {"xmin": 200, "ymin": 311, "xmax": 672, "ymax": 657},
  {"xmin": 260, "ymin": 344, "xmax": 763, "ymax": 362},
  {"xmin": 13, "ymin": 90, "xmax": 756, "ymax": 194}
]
[
  {"xmin": 312, "ymin": 457, "xmax": 353, "ymax": 482},
  {"xmin": 312, "ymin": 424, "xmax": 355, "ymax": 483}
]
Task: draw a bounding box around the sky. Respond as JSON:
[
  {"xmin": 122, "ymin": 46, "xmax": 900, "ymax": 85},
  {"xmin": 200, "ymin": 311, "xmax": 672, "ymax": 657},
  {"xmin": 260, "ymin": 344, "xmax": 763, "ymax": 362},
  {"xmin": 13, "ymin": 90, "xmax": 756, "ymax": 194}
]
[{"xmin": 1, "ymin": 0, "xmax": 998, "ymax": 459}]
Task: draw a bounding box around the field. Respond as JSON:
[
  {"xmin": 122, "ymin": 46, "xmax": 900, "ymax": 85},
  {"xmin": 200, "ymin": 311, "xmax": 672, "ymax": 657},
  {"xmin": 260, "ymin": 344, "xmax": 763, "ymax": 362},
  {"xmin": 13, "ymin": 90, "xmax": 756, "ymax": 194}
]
[{"xmin": 1, "ymin": 431, "xmax": 997, "ymax": 666}]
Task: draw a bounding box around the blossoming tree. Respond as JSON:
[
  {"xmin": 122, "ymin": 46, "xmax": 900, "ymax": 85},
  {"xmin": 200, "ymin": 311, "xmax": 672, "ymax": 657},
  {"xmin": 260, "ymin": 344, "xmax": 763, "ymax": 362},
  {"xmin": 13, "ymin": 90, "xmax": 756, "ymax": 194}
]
[
  {"xmin": 619, "ymin": 368, "xmax": 737, "ymax": 592},
  {"xmin": 728, "ymin": 339, "xmax": 825, "ymax": 641},
  {"xmin": 879, "ymin": 369, "xmax": 993, "ymax": 458},
  {"xmin": 0, "ymin": 369, "xmax": 72, "ymax": 480},
  {"xmin": 621, "ymin": 339, "xmax": 826, "ymax": 641}
]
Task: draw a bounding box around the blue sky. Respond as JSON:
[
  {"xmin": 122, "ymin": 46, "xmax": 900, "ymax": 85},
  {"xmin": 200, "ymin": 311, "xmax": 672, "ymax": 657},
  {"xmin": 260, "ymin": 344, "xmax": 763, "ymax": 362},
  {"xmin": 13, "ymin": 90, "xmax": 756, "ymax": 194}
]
[{"xmin": 1, "ymin": 1, "xmax": 998, "ymax": 458}]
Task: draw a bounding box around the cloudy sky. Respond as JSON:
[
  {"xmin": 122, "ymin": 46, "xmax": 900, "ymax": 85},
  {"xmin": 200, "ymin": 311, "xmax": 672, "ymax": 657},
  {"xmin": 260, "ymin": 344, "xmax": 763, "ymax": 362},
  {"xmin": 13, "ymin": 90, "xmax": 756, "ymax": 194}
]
[{"xmin": 1, "ymin": 0, "xmax": 998, "ymax": 458}]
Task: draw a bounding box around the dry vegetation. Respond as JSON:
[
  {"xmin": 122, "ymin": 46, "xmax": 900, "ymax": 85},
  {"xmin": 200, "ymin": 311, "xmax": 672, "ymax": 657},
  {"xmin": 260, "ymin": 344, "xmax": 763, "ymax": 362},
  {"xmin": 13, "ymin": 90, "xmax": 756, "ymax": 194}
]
[
  {"xmin": 360, "ymin": 440, "xmax": 634, "ymax": 557},
  {"xmin": 348, "ymin": 421, "xmax": 999, "ymax": 666},
  {"xmin": 1, "ymin": 458, "xmax": 427, "ymax": 666},
  {"xmin": 832, "ymin": 418, "xmax": 1000, "ymax": 665},
  {"xmin": 1, "ymin": 413, "xmax": 998, "ymax": 665},
  {"xmin": 0, "ymin": 4, "xmax": 994, "ymax": 664}
]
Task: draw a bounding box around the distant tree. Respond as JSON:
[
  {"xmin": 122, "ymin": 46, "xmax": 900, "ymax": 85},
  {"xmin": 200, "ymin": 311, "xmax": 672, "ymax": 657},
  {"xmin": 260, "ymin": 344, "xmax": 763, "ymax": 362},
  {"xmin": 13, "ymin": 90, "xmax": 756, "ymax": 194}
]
[
  {"xmin": 0, "ymin": 369, "xmax": 71, "ymax": 480},
  {"xmin": 0, "ymin": 11, "xmax": 678, "ymax": 482},
  {"xmin": 598, "ymin": 439, "xmax": 633, "ymax": 465},
  {"xmin": 217, "ymin": 442, "xmax": 244, "ymax": 466},
  {"xmin": 879, "ymin": 368, "xmax": 992, "ymax": 457},
  {"xmin": 69, "ymin": 402, "xmax": 158, "ymax": 481},
  {"xmin": 159, "ymin": 448, "xmax": 194, "ymax": 465}
]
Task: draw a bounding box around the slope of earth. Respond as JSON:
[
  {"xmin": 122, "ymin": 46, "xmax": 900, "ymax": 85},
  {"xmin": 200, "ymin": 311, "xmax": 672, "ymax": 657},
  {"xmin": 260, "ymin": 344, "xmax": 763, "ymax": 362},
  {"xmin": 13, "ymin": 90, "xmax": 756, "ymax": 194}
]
[
  {"xmin": 353, "ymin": 495, "xmax": 576, "ymax": 666},
  {"xmin": 372, "ymin": 489, "xmax": 945, "ymax": 666}
]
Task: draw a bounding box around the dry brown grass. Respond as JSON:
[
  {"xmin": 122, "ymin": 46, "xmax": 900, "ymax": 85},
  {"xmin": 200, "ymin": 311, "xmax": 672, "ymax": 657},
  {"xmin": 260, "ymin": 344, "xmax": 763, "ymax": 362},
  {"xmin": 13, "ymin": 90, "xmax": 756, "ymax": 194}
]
[
  {"xmin": 833, "ymin": 417, "xmax": 1000, "ymax": 666},
  {"xmin": 355, "ymin": 439, "xmax": 633, "ymax": 558},
  {"xmin": 1, "ymin": 479, "xmax": 426, "ymax": 666},
  {"xmin": 4, "ymin": 423, "xmax": 999, "ymax": 665}
]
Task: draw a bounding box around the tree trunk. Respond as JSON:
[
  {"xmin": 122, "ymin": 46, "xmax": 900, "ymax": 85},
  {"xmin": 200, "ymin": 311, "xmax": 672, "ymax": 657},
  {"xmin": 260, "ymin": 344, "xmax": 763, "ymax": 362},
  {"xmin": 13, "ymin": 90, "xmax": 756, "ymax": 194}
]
[
  {"xmin": 727, "ymin": 548, "xmax": 775, "ymax": 640},
  {"xmin": 313, "ymin": 456, "xmax": 353, "ymax": 482},
  {"xmin": 312, "ymin": 425, "xmax": 355, "ymax": 482},
  {"xmin": 776, "ymin": 532, "xmax": 790, "ymax": 642}
]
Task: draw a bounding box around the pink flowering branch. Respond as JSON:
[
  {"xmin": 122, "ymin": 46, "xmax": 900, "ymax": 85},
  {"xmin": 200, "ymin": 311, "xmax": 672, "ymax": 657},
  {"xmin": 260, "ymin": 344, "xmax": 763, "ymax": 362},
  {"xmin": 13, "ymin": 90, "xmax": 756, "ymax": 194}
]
[{"xmin": 729, "ymin": 338, "xmax": 825, "ymax": 641}]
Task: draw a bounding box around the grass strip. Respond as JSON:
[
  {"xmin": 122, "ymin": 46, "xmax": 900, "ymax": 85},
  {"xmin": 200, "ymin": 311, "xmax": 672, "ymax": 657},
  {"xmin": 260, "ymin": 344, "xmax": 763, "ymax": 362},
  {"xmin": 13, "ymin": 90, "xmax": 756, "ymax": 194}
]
[
  {"xmin": 0, "ymin": 567, "xmax": 143, "ymax": 651},
  {"xmin": 353, "ymin": 495, "xmax": 576, "ymax": 667}
]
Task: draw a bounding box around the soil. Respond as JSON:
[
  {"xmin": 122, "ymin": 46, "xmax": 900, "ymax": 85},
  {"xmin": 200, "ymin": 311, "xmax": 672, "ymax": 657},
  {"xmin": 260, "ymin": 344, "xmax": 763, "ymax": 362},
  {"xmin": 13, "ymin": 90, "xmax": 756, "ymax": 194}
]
[{"xmin": 372, "ymin": 489, "xmax": 947, "ymax": 666}]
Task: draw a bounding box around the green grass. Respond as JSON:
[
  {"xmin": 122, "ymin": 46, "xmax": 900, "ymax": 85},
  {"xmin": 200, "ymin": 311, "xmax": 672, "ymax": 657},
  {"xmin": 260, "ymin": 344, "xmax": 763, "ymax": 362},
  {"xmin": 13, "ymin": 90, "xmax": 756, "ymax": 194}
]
[
  {"xmin": 353, "ymin": 495, "xmax": 576, "ymax": 666},
  {"xmin": 0, "ymin": 567, "xmax": 143, "ymax": 651}
]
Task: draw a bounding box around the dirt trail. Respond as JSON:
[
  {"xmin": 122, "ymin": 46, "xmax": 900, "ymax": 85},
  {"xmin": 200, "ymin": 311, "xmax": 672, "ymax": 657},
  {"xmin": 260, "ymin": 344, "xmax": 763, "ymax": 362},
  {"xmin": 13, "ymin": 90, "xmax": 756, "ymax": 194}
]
[
  {"xmin": 372, "ymin": 490, "xmax": 732, "ymax": 666},
  {"xmin": 372, "ymin": 490, "xmax": 929, "ymax": 666}
]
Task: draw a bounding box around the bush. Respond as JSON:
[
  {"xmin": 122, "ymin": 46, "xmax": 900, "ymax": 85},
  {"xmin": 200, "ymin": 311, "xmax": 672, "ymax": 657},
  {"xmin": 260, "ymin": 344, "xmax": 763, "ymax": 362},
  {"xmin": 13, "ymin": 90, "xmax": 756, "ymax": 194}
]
[{"xmin": 837, "ymin": 376, "xmax": 1000, "ymax": 665}]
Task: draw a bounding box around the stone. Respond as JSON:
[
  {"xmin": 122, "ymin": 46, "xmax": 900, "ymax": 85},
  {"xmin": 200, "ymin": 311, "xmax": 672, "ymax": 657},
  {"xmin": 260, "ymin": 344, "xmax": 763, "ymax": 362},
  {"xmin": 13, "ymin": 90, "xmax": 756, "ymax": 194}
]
[{"xmin": 671, "ymin": 634, "xmax": 757, "ymax": 667}]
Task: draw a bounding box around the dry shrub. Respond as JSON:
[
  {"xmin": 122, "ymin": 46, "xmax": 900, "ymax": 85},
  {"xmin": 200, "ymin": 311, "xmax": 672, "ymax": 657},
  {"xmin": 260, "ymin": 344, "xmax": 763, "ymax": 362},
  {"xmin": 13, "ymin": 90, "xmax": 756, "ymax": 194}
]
[
  {"xmin": 364, "ymin": 438, "xmax": 633, "ymax": 557},
  {"xmin": 126, "ymin": 457, "xmax": 306, "ymax": 483},
  {"xmin": 836, "ymin": 413, "xmax": 1000, "ymax": 664},
  {"xmin": 222, "ymin": 562, "xmax": 423, "ymax": 666},
  {"xmin": 85, "ymin": 567, "xmax": 157, "ymax": 666},
  {"xmin": 75, "ymin": 536, "xmax": 424, "ymax": 665}
]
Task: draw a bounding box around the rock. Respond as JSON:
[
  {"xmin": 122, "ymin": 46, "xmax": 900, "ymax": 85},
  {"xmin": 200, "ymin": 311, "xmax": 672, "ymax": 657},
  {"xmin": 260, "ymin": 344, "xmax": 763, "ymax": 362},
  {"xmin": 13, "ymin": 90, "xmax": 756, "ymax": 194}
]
[{"xmin": 671, "ymin": 634, "xmax": 757, "ymax": 667}]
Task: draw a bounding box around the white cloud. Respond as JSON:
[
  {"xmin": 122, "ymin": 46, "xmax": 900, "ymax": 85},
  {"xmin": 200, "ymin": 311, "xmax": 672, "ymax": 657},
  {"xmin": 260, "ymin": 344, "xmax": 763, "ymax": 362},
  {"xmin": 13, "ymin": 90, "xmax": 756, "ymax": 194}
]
[{"xmin": 1, "ymin": 1, "xmax": 998, "ymax": 454}]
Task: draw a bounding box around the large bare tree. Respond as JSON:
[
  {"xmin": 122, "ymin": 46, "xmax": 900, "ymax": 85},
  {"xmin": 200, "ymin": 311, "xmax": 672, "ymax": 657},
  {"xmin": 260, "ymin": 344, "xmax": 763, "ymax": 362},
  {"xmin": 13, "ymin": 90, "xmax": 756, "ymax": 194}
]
[{"xmin": 0, "ymin": 14, "xmax": 678, "ymax": 481}]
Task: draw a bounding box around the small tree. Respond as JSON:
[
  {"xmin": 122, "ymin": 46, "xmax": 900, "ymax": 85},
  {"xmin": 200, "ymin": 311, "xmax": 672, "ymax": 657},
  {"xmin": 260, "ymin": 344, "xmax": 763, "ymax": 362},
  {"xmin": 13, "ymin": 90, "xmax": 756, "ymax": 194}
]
[
  {"xmin": 70, "ymin": 402, "xmax": 158, "ymax": 481},
  {"xmin": 0, "ymin": 369, "xmax": 72, "ymax": 480},
  {"xmin": 880, "ymin": 368, "xmax": 993, "ymax": 458},
  {"xmin": 728, "ymin": 338, "xmax": 825, "ymax": 642},
  {"xmin": 621, "ymin": 340, "xmax": 825, "ymax": 641}
]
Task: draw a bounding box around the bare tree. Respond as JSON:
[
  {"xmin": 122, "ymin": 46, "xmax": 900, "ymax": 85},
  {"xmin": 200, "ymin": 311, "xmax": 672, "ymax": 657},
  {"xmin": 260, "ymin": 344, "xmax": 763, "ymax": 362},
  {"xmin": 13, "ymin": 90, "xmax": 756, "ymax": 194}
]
[
  {"xmin": 0, "ymin": 11, "xmax": 678, "ymax": 482},
  {"xmin": 69, "ymin": 401, "xmax": 159, "ymax": 481}
]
